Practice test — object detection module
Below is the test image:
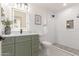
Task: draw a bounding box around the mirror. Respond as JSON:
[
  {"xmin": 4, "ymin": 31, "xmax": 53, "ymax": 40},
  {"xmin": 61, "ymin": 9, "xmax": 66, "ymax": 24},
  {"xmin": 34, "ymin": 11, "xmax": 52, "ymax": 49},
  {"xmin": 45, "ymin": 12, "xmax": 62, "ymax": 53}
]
[
  {"xmin": 13, "ymin": 8, "xmax": 26, "ymax": 31},
  {"xmin": 0, "ymin": 3, "xmax": 28, "ymax": 33}
]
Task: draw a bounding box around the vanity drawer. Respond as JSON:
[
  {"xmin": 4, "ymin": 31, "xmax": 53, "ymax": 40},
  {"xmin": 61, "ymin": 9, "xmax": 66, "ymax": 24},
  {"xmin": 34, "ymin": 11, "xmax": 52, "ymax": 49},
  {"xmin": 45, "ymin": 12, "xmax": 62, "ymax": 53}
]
[
  {"xmin": 31, "ymin": 35, "xmax": 39, "ymax": 46},
  {"xmin": 32, "ymin": 39, "xmax": 39, "ymax": 46},
  {"xmin": 31, "ymin": 35, "xmax": 39, "ymax": 39},
  {"xmin": 15, "ymin": 36, "xmax": 31, "ymax": 42},
  {"xmin": 2, "ymin": 37, "xmax": 15, "ymax": 45}
]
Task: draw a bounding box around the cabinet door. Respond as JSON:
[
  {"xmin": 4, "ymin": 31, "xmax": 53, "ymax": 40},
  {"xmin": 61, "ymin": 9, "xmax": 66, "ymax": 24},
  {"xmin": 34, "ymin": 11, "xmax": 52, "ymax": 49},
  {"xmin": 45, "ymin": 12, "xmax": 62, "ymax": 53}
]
[
  {"xmin": 15, "ymin": 40, "xmax": 31, "ymax": 56},
  {"xmin": 31, "ymin": 35, "xmax": 40, "ymax": 56},
  {"xmin": 32, "ymin": 46, "xmax": 39, "ymax": 56},
  {"xmin": 2, "ymin": 44, "xmax": 14, "ymax": 56}
]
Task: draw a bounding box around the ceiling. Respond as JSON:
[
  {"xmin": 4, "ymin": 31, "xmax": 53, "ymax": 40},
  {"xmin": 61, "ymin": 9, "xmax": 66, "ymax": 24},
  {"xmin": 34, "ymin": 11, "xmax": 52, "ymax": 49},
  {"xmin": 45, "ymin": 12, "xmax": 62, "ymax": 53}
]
[{"xmin": 30, "ymin": 3, "xmax": 78, "ymax": 13}]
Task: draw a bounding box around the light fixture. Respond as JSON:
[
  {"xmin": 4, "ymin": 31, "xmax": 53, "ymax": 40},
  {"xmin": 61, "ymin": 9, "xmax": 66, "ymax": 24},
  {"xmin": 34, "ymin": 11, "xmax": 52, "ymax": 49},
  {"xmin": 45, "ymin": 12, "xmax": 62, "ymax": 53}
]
[
  {"xmin": 16, "ymin": 3, "xmax": 28, "ymax": 8},
  {"xmin": 63, "ymin": 3, "xmax": 67, "ymax": 6}
]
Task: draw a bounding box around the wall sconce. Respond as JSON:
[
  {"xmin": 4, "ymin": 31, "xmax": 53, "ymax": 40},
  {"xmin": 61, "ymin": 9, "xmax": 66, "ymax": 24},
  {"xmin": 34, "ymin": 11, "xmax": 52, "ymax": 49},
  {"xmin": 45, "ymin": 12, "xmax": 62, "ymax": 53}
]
[{"xmin": 51, "ymin": 15, "xmax": 55, "ymax": 18}]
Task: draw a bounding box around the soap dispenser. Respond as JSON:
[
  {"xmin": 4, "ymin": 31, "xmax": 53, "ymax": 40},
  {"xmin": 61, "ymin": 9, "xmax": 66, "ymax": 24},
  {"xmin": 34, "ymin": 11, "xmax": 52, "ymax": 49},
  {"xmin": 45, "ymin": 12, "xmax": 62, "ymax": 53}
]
[{"xmin": 20, "ymin": 29, "xmax": 22, "ymax": 34}]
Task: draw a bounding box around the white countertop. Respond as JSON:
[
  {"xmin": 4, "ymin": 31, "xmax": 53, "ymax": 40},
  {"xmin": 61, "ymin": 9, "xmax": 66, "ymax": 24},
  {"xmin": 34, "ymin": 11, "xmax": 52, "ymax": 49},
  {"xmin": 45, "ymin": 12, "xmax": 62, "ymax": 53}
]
[{"xmin": 1, "ymin": 32, "xmax": 39, "ymax": 37}]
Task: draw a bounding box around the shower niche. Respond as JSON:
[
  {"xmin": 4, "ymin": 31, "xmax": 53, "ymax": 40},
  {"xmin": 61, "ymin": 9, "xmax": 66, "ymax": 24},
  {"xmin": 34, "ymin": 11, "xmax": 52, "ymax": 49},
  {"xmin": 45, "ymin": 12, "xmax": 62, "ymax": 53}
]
[{"xmin": 66, "ymin": 20, "xmax": 74, "ymax": 29}]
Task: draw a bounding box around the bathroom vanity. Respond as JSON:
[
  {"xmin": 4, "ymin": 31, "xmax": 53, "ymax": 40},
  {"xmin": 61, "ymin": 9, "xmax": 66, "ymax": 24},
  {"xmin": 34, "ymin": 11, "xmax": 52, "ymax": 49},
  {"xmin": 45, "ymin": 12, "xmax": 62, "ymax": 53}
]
[
  {"xmin": 0, "ymin": 3, "xmax": 40, "ymax": 56},
  {"xmin": 1, "ymin": 34, "xmax": 40, "ymax": 56}
]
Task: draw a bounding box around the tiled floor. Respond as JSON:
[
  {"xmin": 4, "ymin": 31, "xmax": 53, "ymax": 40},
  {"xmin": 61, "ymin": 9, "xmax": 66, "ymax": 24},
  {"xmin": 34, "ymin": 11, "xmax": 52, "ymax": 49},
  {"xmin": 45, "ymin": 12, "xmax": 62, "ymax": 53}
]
[
  {"xmin": 39, "ymin": 44, "xmax": 76, "ymax": 56},
  {"xmin": 53, "ymin": 43, "xmax": 79, "ymax": 56}
]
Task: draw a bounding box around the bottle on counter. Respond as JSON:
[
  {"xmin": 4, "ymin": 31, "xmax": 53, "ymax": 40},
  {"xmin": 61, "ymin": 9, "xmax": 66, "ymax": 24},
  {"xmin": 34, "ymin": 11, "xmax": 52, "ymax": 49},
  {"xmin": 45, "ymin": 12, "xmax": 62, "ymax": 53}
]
[{"xmin": 20, "ymin": 29, "xmax": 22, "ymax": 34}]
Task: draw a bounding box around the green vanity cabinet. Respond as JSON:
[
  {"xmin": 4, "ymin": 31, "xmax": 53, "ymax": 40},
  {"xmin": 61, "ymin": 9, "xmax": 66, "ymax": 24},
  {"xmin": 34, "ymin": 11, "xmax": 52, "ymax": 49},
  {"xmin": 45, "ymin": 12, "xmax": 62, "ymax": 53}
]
[
  {"xmin": 15, "ymin": 36, "xmax": 31, "ymax": 56},
  {"xmin": 1, "ymin": 37, "xmax": 14, "ymax": 56},
  {"xmin": 15, "ymin": 36, "xmax": 31, "ymax": 42},
  {"xmin": 2, "ymin": 37, "xmax": 14, "ymax": 45},
  {"xmin": 31, "ymin": 35, "xmax": 40, "ymax": 56},
  {"xmin": 2, "ymin": 35, "xmax": 40, "ymax": 56},
  {"xmin": 15, "ymin": 41, "xmax": 31, "ymax": 56},
  {"xmin": 2, "ymin": 37, "xmax": 15, "ymax": 56},
  {"xmin": 2, "ymin": 44, "xmax": 14, "ymax": 56}
]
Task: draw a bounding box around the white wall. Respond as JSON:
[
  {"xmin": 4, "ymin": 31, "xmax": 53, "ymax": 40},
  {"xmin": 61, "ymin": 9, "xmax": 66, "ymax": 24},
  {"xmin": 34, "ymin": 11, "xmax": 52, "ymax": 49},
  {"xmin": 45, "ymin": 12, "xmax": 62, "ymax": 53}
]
[
  {"xmin": 28, "ymin": 5, "xmax": 47, "ymax": 41},
  {"xmin": 29, "ymin": 5, "xmax": 56, "ymax": 43},
  {"xmin": 56, "ymin": 4, "xmax": 79, "ymax": 50},
  {"xmin": 28, "ymin": 5, "xmax": 46, "ymax": 34},
  {"xmin": 45, "ymin": 11, "xmax": 57, "ymax": 43},
  {"xmin": 30, "ymin": 4, "xmax": 79, "ymax": 48}
]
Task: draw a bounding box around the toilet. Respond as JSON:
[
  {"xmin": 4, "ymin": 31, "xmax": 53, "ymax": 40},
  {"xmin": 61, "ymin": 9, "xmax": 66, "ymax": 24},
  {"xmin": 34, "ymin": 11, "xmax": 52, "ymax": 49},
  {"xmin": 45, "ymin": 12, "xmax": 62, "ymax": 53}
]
[
  {"xmin": 39, "ymin": 41, "xmax": 52, "ymax": 56},
  {"xmin": 40, "ymin": 41, "xmax": 52, "ymax": 48}
]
